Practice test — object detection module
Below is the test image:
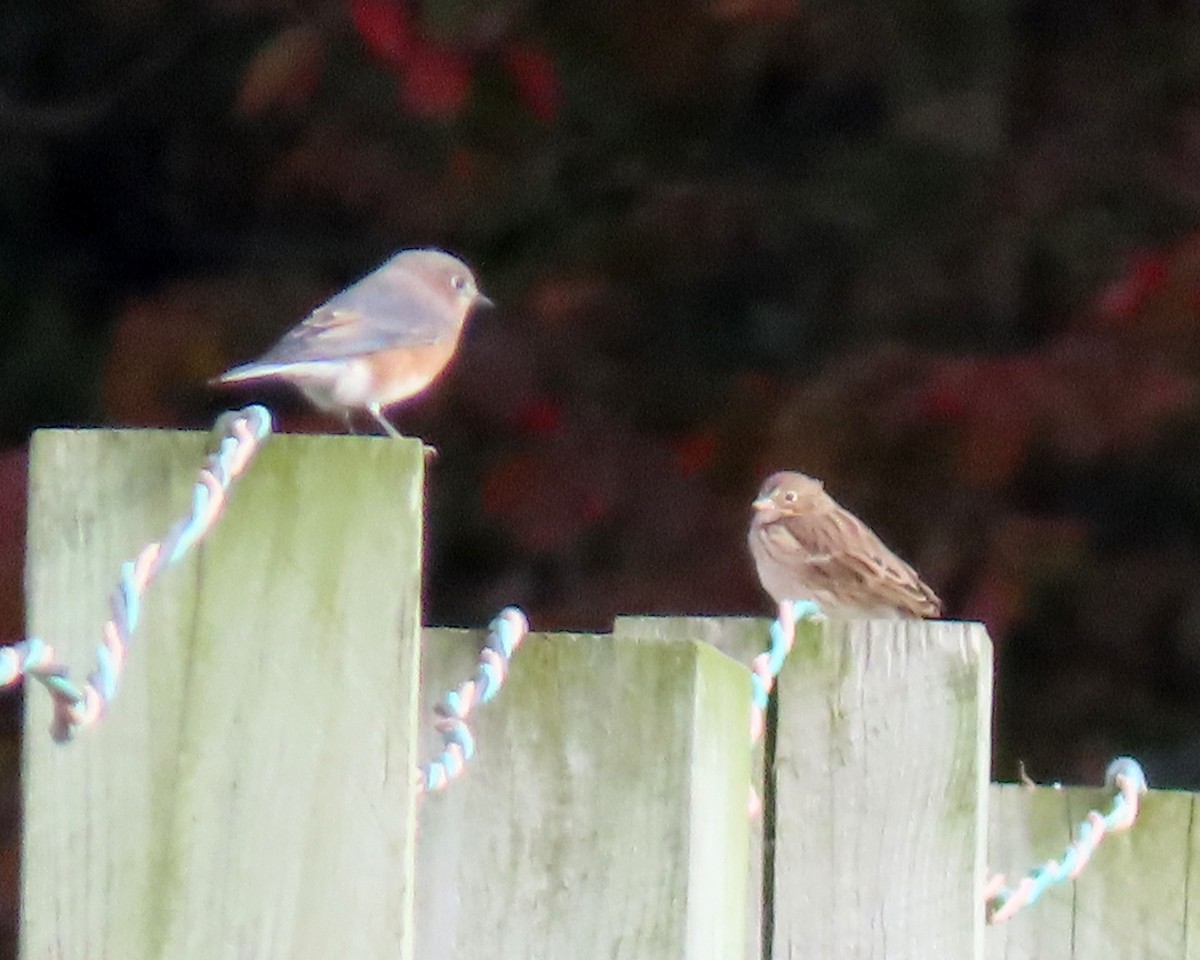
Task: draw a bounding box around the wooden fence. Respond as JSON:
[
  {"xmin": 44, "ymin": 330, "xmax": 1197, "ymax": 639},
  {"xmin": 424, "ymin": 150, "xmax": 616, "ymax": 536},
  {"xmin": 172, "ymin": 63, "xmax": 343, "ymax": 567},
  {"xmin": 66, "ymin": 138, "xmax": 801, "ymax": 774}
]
[{"xmin": 18, "ymin": 429, "xmax": 1195, "ymax": 959}]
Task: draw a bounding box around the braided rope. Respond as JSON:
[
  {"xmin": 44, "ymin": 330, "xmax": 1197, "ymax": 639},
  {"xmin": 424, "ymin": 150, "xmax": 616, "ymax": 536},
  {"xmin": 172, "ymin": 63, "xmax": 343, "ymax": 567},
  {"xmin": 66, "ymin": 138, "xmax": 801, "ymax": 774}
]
[
  {"xmin": 417, "ymin": 606, "xmax": 529, "ymax": 793},
  {"xmin": 5, "ymin": 406, "xmax": 272, "ymax": 740},
  {"xmin": 985, "ymin": 757, "xmax": 1148, "ymax": 923},
  {"xmin": 749, "ymin": 599, "xmax": 823, "ymax": 745},
  {"xmin": 746, "ymin": 599, "xmax": 823, "ymax": 815}
]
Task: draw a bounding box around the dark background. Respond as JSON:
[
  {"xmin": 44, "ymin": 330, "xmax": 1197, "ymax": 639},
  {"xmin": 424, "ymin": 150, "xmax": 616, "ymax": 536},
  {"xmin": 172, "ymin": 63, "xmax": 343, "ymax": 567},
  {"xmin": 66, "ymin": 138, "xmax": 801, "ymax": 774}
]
[{"xmin": 4, "ymin": 0, "xmax": 1200, "ymax": 949}]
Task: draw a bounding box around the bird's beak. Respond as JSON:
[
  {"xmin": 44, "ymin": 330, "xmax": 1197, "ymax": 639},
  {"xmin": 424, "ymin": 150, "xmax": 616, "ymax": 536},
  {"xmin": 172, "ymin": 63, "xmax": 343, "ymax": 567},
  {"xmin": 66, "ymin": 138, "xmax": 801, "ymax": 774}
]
[
  {"xmin": 474, "ymin": 293, "xmax": 496, "ymax": 310},
  {"xmin": 752, "ymin": 496, "xmax": 773, "ymax": 512}
]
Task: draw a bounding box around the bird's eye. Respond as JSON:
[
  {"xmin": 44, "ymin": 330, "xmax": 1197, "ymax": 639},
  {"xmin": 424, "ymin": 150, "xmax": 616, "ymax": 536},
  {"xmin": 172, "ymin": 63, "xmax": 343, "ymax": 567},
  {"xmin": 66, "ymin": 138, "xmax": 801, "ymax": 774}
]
[
  {"xmin": 450, "ymin": 275, "xmax": 468, "ymax": 292},
  {"xmin": 783, "ymin": 490, "xmax": 797, "ymax": 503}
]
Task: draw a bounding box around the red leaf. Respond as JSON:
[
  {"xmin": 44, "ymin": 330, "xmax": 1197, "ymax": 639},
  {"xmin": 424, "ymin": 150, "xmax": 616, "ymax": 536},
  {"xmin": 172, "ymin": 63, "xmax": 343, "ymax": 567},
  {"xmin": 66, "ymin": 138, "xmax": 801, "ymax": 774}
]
[
  {"xmin": 350, "ymin": 0, "xmax": 416, "ymax": 67},
  {"xmin": 1095, "ymin": 253, "xmax": 1169, "ymax": 321},
  {"xmin": 399, "ymin": 42, "xmax": 473, "ymax": 120},
  {"xmin": 503, "ymin": 45, "xmax": 561, "ymax": 122},
  {"xmin": 516, "ymin": 397, "xmax": 563, "ymax": 437},
  {"xmin": 915, "ymin": 381, "xmax": 968, "ymax": 422},
  {"xmin": 671, "ymin": 431, "xmax": 717, "ymax": 476}
]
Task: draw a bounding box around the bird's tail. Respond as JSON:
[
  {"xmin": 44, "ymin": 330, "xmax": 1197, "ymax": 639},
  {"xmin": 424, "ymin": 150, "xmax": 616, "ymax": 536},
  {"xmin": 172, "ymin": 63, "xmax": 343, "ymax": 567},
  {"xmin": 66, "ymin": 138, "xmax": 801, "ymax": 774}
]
[
  {"xmin": 211, "ymin": 360, "xmax": 332, "ymax": 386},
  {"xmin": 210, "ymin": 363, "xmax": 264, "ymax": 386}
]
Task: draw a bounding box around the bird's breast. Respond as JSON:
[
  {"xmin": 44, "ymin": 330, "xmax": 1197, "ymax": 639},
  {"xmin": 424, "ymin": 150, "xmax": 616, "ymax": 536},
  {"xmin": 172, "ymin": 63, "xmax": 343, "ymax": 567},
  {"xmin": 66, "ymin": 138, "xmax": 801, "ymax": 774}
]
[{"xmin": 360, "ymin": 339, "xmax": 461, "ymax": 407}]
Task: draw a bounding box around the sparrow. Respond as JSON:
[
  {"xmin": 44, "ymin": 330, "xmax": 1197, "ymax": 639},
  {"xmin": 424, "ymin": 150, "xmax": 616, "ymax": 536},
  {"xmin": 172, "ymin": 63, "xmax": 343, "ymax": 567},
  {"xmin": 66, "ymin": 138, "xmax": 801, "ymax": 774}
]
[{"xmin": 747, "ymin": 470, "xmax": 941, "ymax": 618}]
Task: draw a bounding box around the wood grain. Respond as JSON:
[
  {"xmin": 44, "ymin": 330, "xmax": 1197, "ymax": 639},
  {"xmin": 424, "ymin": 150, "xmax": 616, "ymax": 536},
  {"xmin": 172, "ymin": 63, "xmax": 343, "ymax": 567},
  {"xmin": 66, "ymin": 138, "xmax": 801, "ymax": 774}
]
[
  {"xmin": 417, "ymin": 625, "xmax": 750, "ymax": 960},
  {"xmin": 771, "ymin": 618, "xmax": 992, "ymax": 960},
  {"xmin": 23, "ymin": 429, "xmax": 424, "ymax": 960}
]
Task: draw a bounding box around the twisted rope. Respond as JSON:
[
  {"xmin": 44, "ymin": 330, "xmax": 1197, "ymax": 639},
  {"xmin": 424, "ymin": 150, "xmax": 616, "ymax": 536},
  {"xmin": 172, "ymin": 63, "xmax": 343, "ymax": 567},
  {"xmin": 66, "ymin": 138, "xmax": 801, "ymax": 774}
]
[
  {"xmin": 418, "ymin": 606, "xmax": 529, "ymax": 793},
  {"xmin": 5, "ymin": 406, "xmax": 273, "ymax": 740},
  {"xmin": 749, "ymin": 599, "xmax": 823, "ymax": 746},
  {"xmin": 747, "ymin": 599, "xmax": 823, "ymax": 814},
  {"xmin": 985, "ymin": 757, "xmax": 1148, "ymax": 923}
]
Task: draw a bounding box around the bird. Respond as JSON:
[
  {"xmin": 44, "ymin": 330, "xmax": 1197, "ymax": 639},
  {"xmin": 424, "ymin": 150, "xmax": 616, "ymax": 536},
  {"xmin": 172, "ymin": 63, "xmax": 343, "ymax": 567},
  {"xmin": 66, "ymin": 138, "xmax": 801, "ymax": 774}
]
[
  {"xmin": 214, "ymin": 248, "xmax": 491, "ymax": 438},
  {"xmin": 747, "ymin": 470, "xmax": 941, "ymax": 618}
]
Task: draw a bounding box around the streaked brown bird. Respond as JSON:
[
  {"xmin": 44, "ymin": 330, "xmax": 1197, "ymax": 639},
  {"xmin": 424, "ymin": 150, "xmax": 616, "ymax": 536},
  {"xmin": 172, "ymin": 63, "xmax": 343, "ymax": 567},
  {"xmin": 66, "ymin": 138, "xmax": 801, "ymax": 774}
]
[
  {"xmin": 747, "ymin": 471, "xmax": 942, "ymax": 618},
  {"xmin": 214, "ymin": 248, "xmax": 491, "ymax": 437}
]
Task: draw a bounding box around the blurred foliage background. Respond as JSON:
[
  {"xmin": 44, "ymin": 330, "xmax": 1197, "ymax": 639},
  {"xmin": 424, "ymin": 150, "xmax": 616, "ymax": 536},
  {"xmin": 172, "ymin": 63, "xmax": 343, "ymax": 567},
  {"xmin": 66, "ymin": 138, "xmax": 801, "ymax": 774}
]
[{"xmin": 6, "ymin": 0, "xmax": 1200, "ymax": 948}]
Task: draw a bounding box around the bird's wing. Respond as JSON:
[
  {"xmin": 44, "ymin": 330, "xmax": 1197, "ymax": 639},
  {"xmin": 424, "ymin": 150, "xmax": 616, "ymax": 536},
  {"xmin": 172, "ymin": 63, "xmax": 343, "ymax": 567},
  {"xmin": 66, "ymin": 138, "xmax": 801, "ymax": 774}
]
[
  {"xmin": 253, "ymin": 271, "xmax": 456, "ymax": 366},
  {"xmin": 781, "ymin": 508, "xmax": 942, "ymax": 617}
]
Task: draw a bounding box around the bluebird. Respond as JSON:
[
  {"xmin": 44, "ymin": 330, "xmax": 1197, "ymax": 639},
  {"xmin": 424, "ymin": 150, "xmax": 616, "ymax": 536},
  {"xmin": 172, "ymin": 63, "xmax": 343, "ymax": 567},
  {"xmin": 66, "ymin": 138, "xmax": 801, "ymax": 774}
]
[
  {"xmin": 215, "ymin": 248, "xmax": 491, "ymax": 437},
  {"xmin": 748, "ymin": 471, "xmax": 942, "ymax": 618}
]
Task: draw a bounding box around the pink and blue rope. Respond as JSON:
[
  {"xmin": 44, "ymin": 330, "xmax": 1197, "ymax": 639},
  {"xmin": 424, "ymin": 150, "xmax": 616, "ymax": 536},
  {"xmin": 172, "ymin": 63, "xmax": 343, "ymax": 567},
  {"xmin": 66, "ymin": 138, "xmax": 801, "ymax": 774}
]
[
  {"xmin": 3, "ymin": 406, "xmax": 272, "ymax": 740},
  {"xmin": 985, "ymin": 756, "xmax": 1148, "ymax": 923},
  {"xmin": 746, "ymin": 599, "xmax": 822, "ymax": 814},
  {"xmin": 418, "ymin": 606, "xmax": 529, "ymax": 793},
  {"xmin": 749, "ymin": 598, "xmax": 822, "ymax": 745}
]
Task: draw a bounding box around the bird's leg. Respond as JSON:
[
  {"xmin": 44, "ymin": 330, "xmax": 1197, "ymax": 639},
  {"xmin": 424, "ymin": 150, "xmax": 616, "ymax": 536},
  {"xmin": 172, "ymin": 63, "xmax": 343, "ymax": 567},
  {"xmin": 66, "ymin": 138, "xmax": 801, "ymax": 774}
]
[
  {"xmin": 341, "ymin": 410, "xmax": 359, "ymax": 436},
  {"xmin": 366, "ymin": 402, "xmax": 438, "ymax": 458},
  {"xmin": 367, "ymin": 403, "xmax": 403, "ymax": 439}
]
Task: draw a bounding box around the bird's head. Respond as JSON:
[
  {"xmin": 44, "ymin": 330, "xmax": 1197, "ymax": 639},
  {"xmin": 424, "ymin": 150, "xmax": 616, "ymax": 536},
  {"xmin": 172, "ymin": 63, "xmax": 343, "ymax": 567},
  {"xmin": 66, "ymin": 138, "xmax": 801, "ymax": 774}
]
[
  {"xmin": 385, "ymin": 248, "xmax": 494, "ymax": 322},
  {"xmin": 751, "ymin": 471, "xmax": 826, "ymax": 521}
]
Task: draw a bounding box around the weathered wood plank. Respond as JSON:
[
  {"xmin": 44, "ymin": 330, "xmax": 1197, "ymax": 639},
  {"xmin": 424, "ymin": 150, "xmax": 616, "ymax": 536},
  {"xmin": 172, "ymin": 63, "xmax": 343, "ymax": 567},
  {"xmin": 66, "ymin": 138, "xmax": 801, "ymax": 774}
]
[
  {"xmin": 417, "ymin": 625, "xmax": 750, "ymax": 960},
  {"xmin": 613, "ymin": 615, "xmax": 767, "ymax": 960},
  {"xmin": 986, "ymin": 783, "xmax": 1200, "ymax": 960},
  {"xmin": 984, "ymin": 782, "xmax": 1076, "ymax": 959},
  {"xmin": 23, "ymin": 430, "xmax": 424, "ymax": 960},
  {"xmin": 771, "ymin": 618, "xmax": 992, "ymax": 960}
]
